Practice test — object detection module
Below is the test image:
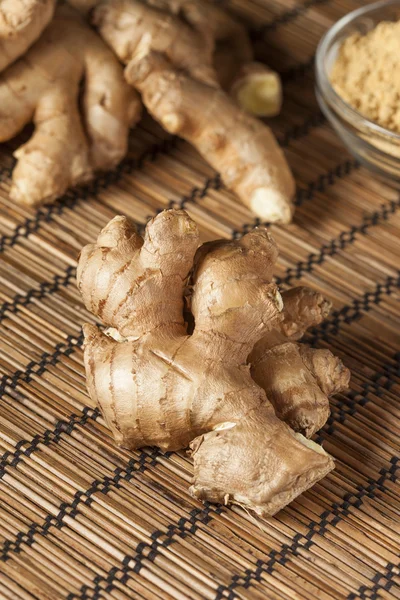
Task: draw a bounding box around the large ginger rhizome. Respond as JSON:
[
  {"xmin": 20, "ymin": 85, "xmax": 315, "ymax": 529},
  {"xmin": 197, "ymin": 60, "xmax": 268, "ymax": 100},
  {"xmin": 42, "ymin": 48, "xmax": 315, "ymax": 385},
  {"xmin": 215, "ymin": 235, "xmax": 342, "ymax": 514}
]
[{"xmin": 77, "ymin": 209, "xmax": 349, "ymax": 516}]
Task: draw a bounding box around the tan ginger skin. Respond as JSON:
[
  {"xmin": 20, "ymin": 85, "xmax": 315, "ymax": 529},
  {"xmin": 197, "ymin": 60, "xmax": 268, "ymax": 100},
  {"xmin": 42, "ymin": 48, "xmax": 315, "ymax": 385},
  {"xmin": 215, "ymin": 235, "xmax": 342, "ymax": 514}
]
[
  {"xmin": 0, "ymin": 4, "xmax": 141, "ymax": 206},
  {"xmin": 124, "ymin": 52, "xmax": 294, "ymax": 223},
  {"xmin": 73, "ymin": 0, "xmax": 295, "ymax": 223},
  {"xmin": 0, "ymin": 0, "xmax": 55, "ymax": 72},
  {"xmin": 77, "ymin": 209, "xmax": 350, "ymax": 516},
  {"xmin": 250, "ymin": 287, "xmax": 349, "ymax": 437},
  {"xmin": 0, "ymin": 0, "xmax": 291, "ymax": 221},
  {"xmin": 73, "ymin": 0, "xmax": 282, "ymax": 116}
]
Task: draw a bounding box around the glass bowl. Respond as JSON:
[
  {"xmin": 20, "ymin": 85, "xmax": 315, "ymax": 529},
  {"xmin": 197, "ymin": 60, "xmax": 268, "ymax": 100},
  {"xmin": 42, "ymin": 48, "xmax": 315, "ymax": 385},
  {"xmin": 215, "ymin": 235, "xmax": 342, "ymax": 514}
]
[{"xmin": 315, "ymin": 0, "xmax": 400, "ymax": 183}]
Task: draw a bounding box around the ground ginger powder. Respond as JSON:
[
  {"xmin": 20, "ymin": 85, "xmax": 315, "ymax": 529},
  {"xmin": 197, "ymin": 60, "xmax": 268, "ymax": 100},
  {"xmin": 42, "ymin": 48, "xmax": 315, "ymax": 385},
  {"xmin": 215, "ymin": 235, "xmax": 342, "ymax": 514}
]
[{"xmin": 330, "ymin": 20, "xmax": 400, "ymax": 133}]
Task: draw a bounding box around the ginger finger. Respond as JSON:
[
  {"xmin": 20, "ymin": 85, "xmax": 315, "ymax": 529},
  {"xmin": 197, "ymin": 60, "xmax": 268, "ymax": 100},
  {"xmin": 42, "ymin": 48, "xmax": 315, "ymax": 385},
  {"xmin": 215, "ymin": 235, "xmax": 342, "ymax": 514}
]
[
  {"xmin": 77, "ymin": 210, "xmax": 199, "ymax": 338},
  {"xmin": 88, "ymin": 0, "xmax": 289, "ymax": 216},
  {"xmin": 0, "ymin": 0, "xmax": 55, "ymax": 72},
  {"xmin": 279, "ymin": 286, "xmax": 332, "ymax": 339},
  {"xmin": 214, "ymin": 44, "xmax": 282, "ymax": 117},
  {"xmin": 189, "ymin": 409, "xmax": 333, "ymax": 515},
  {"xmin": 82, "ymin": 37, "xmax": 142, "ymax": 170},
  {"xmin": 78, "ymin": 211, "xmax": 337, "ymax": 516},
  {"xmin": 250, "ymin": 341, "xmax": 349, "ymax": 437},
  {"xmin": 91, "ymin": 0, "xmax": 218, "ymax": 86},
  {"xmin": 11, "ymin": 87, "xmax": 92, "ymax": 205},
  {"xmin": 0, "ymin": 5, "xmax": 139, "ymax": 206},
  {"xmin": 250, "ymin": 287, "xmax": 350, "ymax": 437},
  {"xmin": 197, "ymin": 0, "xmax": 282, "ymax": 117},
  {"xmin": 124, "ymin": 51, "xmax": 294, "ymax": 223}
]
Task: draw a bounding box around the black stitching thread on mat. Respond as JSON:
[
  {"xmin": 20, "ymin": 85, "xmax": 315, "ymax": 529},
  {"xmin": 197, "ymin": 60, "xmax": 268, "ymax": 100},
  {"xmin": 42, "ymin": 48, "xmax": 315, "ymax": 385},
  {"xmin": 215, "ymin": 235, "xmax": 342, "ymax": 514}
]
[
  {"xmin": 214, "ymin": 457, "xmax": 399, "ymax": 600},
  {"xmin": 348, "ymin": 560, "xmax": 400, "ymax": 600},
  {"xmin": 307, "ymin": 272, "xmax": 400, "ymax": 345},
  {"xmin": 69, "ymin": 503, "xmax": 225, "ymax": 600},
  {"xmin": 0, "ymin": 169, "xmax": 220, "ymax": 319},
  {"xmin": 0, "ymin": 449, "xmax": 164, "ymax": 562},
  {"xmin": 0, "ymin": 172, "xmax": 220, "ymax": 319},
  {"xmin": 280, "ymin": 55, "xmax": 316, "ymax": 84},
  {"xmin": 71, "ymin": 458, "xmax": 399, "ymax": 600},
  {"xmin": 168, "ymin": 173, "xmax": 222, "ymax": 211},
  {"xmin": 0, "ymin": 406, "xmax": 100, "ymax": 481},
  {"xmin": 280, "ymin": 111, "xmax": 325, "ymax": 147},
  {"xmin": 3, "ymin": 417, "xmax": 397, "ymax": 599},
  {"xmin": 276, "ymin": 195, "xmax": 400, "ymax": 287},
  {"xmin": 316, "ymin": 352, "xmax": 400, "ymax": 443},
  {"xmin": 279, "ymin": 111, "xmax": 326, "ymax": 148},
  {"xmin": 0, "ymin": 266, "xmax": 75, "ymax": 323},
  {"xmin": 0, "ymin": 136, "xmax": 179, "ymax": 255},
  {"xmin": 250, "ymin": 0, "xmax": 332, "ymax": 40},
  {"xmin": 0, "ymin": 332, "xmax": 84, "ymax": 401},
  {"xmin": 294, "ymin": 159, "xmax": 359, "ymax": 206}
]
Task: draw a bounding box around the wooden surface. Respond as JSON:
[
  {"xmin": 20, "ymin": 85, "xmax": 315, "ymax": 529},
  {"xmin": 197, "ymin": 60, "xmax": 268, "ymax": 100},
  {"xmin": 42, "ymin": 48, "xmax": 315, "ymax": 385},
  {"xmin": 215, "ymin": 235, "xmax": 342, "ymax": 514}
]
[{"xmin": 0, "ymin": 1, "xmax": 399, "ymax": 598}]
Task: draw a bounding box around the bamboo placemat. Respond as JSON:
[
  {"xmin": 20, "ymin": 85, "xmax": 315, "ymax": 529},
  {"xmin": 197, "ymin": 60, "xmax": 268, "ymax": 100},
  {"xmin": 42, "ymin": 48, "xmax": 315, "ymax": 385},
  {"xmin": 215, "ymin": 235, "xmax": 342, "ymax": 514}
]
[{"xmin": 0, "ymin": 1, "xmax": 399, "ymax": 598}]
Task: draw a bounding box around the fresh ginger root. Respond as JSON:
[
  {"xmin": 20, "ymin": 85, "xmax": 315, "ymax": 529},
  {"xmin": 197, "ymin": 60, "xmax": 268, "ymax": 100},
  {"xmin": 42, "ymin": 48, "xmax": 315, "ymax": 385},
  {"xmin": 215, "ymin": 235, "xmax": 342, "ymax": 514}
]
[
  {"xmin": 125, "ymin": 52, "xmax": 294, "ymax": 223},
  {"xmin": 77, "ymin": 209, "xmax": 349, "ymax": 516},
  {"xmin": 90, "ymin": 0, "xmax": 294, "ymax": 223},
  {"xmin": 0, "ymin": 4, "xmax": 141, "ymax": 206},
  {"xmin": 0, "ymin": 0, "xmax": 55, "ymax": 72},
  {"xmin": 0, "ymin": 0, "xmax": 288, "ymax": 217}
]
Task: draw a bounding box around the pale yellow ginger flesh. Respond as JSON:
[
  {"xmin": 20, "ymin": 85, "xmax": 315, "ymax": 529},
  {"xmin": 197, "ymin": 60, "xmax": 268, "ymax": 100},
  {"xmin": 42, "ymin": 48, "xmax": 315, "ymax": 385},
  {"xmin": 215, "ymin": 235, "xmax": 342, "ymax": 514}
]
[
  {"xmin": 330, "ymin": 20, "xmax": 400, "ymax": 134},
  {"xmin": 231, "ymin": 64, "xmax": 282, "ymax": 117},
  {"xmin": 0, "ymin": 0, "xmax": 55, "ymax": 72},
  {"xmin": 91, "ymin": 0, "xmax": 294, "ymax": 223},
  {"xmin": 77, "ymin": 209, "xmax": 350, "ymax": 516},
  {"xmin": 0, "ymin": 4, "xmax": 141, "ymax": 206}
]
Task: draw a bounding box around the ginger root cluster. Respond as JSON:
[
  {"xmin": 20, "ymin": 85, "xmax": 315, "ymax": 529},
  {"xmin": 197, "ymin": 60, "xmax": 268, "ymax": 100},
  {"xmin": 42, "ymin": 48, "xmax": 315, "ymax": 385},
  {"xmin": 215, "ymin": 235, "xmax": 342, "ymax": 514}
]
[
  {"xmin": 0, "ymin": 0, "xmax": 294, "ymax": 223},
  {"xmin": 77, "ymin": 209, "xmax": 350, "ymax": 516}
]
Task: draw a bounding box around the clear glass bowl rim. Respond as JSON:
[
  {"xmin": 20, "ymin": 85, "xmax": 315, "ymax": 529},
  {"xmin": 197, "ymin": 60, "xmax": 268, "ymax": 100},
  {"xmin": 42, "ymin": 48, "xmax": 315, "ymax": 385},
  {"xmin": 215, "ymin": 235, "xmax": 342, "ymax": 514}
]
[{"xmin": 315, "ymin": 0, "xmax": 400, "ymax": 143}]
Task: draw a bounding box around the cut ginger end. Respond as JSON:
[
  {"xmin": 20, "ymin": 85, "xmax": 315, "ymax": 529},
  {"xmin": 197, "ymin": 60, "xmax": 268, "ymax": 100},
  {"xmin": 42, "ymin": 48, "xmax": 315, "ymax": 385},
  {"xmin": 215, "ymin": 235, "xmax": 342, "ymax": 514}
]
[
  {"xmin": 234, "ymin": 73, "xmax": 282, "ymax": 117},
  {"xmin": 292, "ymin": 431, "xmax": 328, "ymax": 456}
]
